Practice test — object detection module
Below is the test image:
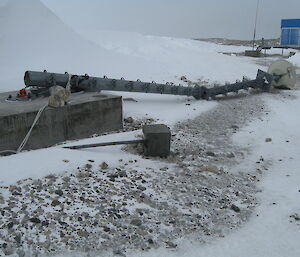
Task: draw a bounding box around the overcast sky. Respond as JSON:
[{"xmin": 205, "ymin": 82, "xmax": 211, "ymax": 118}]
[{"xmin": 41, "ymin": 0, "xmax": 300, "ymax": 40}]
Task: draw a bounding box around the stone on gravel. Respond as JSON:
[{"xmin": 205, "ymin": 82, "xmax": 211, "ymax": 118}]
[
  {"xmin": 77, "ymin": 231, "xmax": 89, "ymax": 238},
  {"xmin": 180, "ymin": 76, "xmax": 187, "ymax": 81},
  {"xmin": 16, "ymin": 249, "xmax": 25, "ymax": 257},
  {"xmin": 290, "ymin": 213, "xmax": 300, "ymax": 221},
  {"xmin": 227, "ymin": 153, "xmax": 235, "ymax": 158},
  {"xmin": 124, "ymin": 117, "xmax": 134, "ymax": 123},
  {"xmin": 29, "ymin": 217, "xmax": 41, "ymax": 224},
  {"xmin": 200, "ymin": 165, "xmax": 219, "ymax": 173},
  {"xmin": 113, "ymin": 249, "xmax": 126, "ymax": 257},
  {"xmin": 206, "ymin": 151, "xmax": 216, "ymax": 157},
  {"xmin": 85, "ymin": 163, "xmax": 93, "ymax": 169},
  {"xmin": 14, "ymin": 235, "xmax": 21, "ymax": 244},
  {"xmin": 130, "ymin": 219, "xmax": 142, "ymax": 226},
  {"xmin": 7, "ymin": 222, "xmax": 14, "ymax": 229},
  {"xmin": 100, "ymin": 162, "xmax": 109, "ymax": 170},
  {"xmin": 103, "ymin": 226, "xmax": 110, "ymax": 232},
  {"xmin": 165, "ymin": 241, "xmax": 177, "ymax": 248},
  {"xmin": 51, "ymin": 200, "xmax": 61, "ymax": 207},
  {"xmin": 159, "ymin": 167, "xmax": 168, "ymax": 171},
  {"xmin": 54, "ymin": 189, "xmax": 63, "ymax": 197},
  {"xmin": 231, "ymin": 204, "xmax": 241, "ymax": 213}
]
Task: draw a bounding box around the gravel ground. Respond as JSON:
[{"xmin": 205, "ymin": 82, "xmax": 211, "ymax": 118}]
[{"xmin": 0, "ymin": 87, "xmax": 296, "ymax": 256}]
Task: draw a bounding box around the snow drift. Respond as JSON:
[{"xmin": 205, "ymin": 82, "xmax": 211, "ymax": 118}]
[
  {"xmin": 289, "ymin": 52, "xmax": 300, "ymax": 67},
  {"xmin": 0, "ymin": 0, "xmax": 156, "ymax": 91},
  {"xmin": 0, "ymin": 0, "xmax": 261, "ymax": 93}
]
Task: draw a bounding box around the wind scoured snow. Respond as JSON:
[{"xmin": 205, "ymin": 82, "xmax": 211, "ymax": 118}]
[
  {"xmin": 289, "ymin": 52, "xmax": 300, "ymax": 67},
  {"xmin": 0, "ymin": 0, "xmax": 171, "ymax": 91},
  {"xmin": 0, "ymin": 0, "xmax": 261, "ymax": 94},
  {"xmin": 78, "ymin": 28, "xmax": 261, "ymax": 84}
]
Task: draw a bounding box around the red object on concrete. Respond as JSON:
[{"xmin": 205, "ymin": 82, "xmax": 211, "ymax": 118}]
[{"xmin": 18, "ymin": 88, "xmax": 28, "ymax": 98}]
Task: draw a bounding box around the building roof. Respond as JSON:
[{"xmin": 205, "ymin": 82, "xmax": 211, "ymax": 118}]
[{"xmin": 281, "ymin": 19, "xmax": 300, "ymax": 28}]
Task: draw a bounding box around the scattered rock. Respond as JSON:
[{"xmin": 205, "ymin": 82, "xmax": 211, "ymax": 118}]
[
  {"xmin": 16, "ymin": 249, "xmax": 25, "ymax": 257},
  {"xmin": 200, "ymin": 165, "xmax": 219, "ymax": 173},
  {"xmin": 51, "ymin": 200, "xmax": 61, "ymax": 207},
  {"xmin": 206, "ymin": 151, "xmax": 216, "ymax": 157},
  {"xmin": 103, "ymin": 226, "xmax": 110, "ymax": 232},
  {"xmin": 7, "ymin": 222, "xmax": 14, "ymax": 229},
  {"xmin": 12, "ymin": 191, "xmax": 22, "ymax": 196},
  {"xmin": 77, "ymin": 230, "xmax": 89, "ymax": 238},
  {"xmin": 290, "ymin": 214, "xmax": 300, "ymax": 221},
  {"xmin": 41, "ymin": 220, "xmax": 49, "ymax": 226},
  {"xmin": 130, "ymin": 219, "xmax": 142, "ymax": 226},
  {"xmin": 118, "ymin": 170, "xmax": 127, "ymax": 177},
  {"xmin": 159, "ymin": 167, "xmax": 168, "ymax": 171},
  {"xmin": 230, "ymin": 204, "xmax": 241, "ymax": 213},
  {"xmin": 113, "ymin": 249, "xmax": 126, "ymax": 257},
  {"xmin": 29, "ymin": 217, "xmax": 41, "ymax": 224},
  {"xmin": 124, "ymin": 117, "xmax": 134, "ymax": 123},
  {"xmin": 226, "ymin": 153, "xmax": 235, "ymax": 158},
  {"xmin": 54, "ymin": 189, "xmax": 63, "ymax": 197},
  {"xmin": 14, "ymin": 235, "xmax": 21, "ymax": 244},
  {"xmin": 85, "ymin": 163, "xmax": 93, "ymax": 170},
  {"xmin": 165, "ymin": 241, "xmax": 177, "ymax": 248},
  {"xmin": 148, "ymin": 239, "xmax": 154, "ymax": 244},
  {"xmin": 3, "ymin": 246, "xmax": 14, "ymax": 256},
  {"xmin": 100, "ymin": 162, "xmax": 109, "ymax": 170},
  {"xmin": 137, "ymin": 186, "xmax": 146, "ymax": 191}
]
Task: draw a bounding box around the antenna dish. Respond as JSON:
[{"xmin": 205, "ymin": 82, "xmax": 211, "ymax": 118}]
[{"xmin": 268, "ymin": 60, "xmax": 296, "ymax": 90}]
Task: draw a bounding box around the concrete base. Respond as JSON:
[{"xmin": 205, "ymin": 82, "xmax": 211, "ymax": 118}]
[
  {"xmin": 143, "ymin": 124, "xmax": 171, "ymax": 157},
  {"xmin": 0, "ymin": 92, "xmax": 123, "ymax": 152}
]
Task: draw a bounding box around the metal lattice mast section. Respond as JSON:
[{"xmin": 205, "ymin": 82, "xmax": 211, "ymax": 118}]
[{"xmin": 24, "ymin": 69, "xmax": 273, "ymax": 100}]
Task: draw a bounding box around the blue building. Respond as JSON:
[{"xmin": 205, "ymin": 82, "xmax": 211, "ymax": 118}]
[{"xmin": 281, "ymin": 19, "xmax": 300, "ymax": 47}]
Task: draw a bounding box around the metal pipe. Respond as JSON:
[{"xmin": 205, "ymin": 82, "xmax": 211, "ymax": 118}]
[
  {"xmin": 63, "ymin": 139, "xmax": 145, "ymax": 150},
  {"xmin": 24, "ymin": 69, "xmax": 273, "ymax": 100}
]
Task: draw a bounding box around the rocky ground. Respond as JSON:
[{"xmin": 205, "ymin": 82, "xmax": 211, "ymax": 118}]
[
  {"xmin": 194, "ymin": 38, "xmax": 280, "ymax": 47},
  {"xmin": 0, "ymin": 88, "xmax": 295, "ymax": 257}
]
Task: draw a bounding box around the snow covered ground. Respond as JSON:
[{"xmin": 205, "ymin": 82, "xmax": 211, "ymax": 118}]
[{"xmin": 0, "ymin": 0, "xmax": 299, "ymax": 256}]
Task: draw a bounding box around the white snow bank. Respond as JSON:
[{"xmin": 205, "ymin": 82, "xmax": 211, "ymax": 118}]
[
  {"xmin": 0, "ymin": 130, "xmax": 141, "ymax": 186},
  {"xmin": 0, "ymin": 0, "xmax": 167, "ymax": 91},
  {"xmin": 0, "ymin": 0, "xmax": 262, "ymax": 94},
  {"xmin": 120, "ymin": 92, "xmax": 217, "ymax": 125},
  {"xmin": 78, "ymin": 29, "xmax": 262, "ymax": 84},
  {"xmin": 289, "ymin": 52, "xmax": 300, "ymax": 67}
]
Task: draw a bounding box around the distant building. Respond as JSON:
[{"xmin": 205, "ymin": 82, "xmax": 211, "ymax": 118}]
[{"xmin": 281, "ymin": 19, "xmax": 300, "ymax": 47}]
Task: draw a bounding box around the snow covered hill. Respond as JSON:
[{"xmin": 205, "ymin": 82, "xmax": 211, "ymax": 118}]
[
  {"xmin": 0, "ymin": 0, "xmax": 261, "ymax": 94},
  {"xmin": 0, "ymin": 0, "xmax": 157, "ymax": 92}
]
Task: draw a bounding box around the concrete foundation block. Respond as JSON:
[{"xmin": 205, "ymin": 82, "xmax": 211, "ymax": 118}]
[
  {"xmin": 142, "ymin": 124, "xmax": 171, "ymax": 157},
  {"xmin": 0, "ymin": 92, "xmax": 123, "ymax": 152}
]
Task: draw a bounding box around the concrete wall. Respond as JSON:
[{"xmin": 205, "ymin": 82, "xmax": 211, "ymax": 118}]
[{"xmin": 0, "ymin": 93, "xmax": 123, "ymax": 152}]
